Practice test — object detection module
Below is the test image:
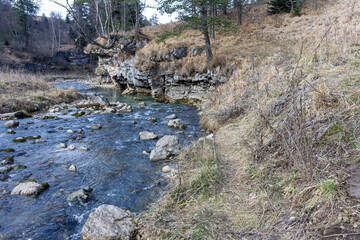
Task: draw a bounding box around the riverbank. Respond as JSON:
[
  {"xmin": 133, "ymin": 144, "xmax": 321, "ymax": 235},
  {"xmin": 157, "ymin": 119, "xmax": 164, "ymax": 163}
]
[
  {"xmin": 0, "ymin": 70, "xmax": 82, "ymax": 114},
  {"xmin": 136, "ymin": 1, "xmax": 360, "ymax": 239}
]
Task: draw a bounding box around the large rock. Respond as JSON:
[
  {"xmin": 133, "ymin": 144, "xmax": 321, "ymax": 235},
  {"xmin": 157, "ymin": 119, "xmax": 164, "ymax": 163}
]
[
  {"xmin": 150, "ymin": 135, "xmax": 181, "ymax": 161},
  {"xmin": 171, "ymin": 47, "xmax": 188, "ymax": 59},
  {"xmin": 81, "ymin": 204, "xmax": 136, "ymax": 240},
  {"xmin": 67, "ymin": 187, "xmax": 93, "ymax": 202},
  {"xmin": 11, "ymin": 180, "xmax": 49, "ymax": 197},
  {"xmin": 167, "ymin": 119, "xmax": 186, "ymax": 129},
  {"xmin": 139, "ymin": 131, "xmax": 158, "ymax": 140},
  {"xmin": 79, "ymin": 94, "xmax": 110, "ymax": 106},
  {"xmin": 4, "ymin": 120, "xmax": 19, "ymax": 128}
]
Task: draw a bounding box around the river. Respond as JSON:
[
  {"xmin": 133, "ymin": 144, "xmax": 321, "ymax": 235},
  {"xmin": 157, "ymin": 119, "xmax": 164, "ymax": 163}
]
[{"xmin": 0, "ymin": 80, "xmax": 201, "ymax": 239}]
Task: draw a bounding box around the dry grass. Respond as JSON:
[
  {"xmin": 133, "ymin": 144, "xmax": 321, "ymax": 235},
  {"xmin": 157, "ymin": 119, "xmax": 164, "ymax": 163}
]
[
  {"xmin": 139, "ymin": 0, "xmax": 360, "ymax": 239},
  {"xmin": 0, "ymin": 70, "xmax": 81, "ymax": 113}
]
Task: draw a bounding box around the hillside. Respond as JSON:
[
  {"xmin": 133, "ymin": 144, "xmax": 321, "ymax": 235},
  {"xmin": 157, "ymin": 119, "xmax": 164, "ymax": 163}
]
[{"xmin": 133, "ymin": 0, "xmax": 360, "ymax": 239}]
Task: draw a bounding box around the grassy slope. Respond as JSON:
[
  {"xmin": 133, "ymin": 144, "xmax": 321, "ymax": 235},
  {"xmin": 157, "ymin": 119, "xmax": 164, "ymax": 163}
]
[
  {"xmin": 139, "ymin": 0, "xmax": 360, "ymax": 239},
  {"xmin": 0, "ymin": 71, "xmax": 81, "ymax": 113}
]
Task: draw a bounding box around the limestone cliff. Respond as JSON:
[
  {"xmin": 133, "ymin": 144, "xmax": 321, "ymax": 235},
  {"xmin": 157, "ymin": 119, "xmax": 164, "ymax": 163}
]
[{"xmin": 85, "ymin": 36, "xmax": 227, "ymax": 103}]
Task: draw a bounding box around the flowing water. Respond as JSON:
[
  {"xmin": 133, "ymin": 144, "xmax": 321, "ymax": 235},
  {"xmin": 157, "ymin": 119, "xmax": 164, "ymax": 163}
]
[{"xmin": 0, "ymin": 80, "xmax": 201, "ymax": 239}]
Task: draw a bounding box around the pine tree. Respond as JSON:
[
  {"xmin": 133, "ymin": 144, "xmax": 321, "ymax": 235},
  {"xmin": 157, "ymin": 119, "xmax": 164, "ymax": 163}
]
[{"xmin": 267, "ymin": 0, "xmax": 296, "ymax": 15}]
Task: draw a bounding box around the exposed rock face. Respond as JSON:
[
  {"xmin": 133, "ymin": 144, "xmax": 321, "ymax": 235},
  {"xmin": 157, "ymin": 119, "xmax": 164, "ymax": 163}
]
[
  {"xmin": 87, "ymin": 36, "xmax": 227, "ymax": 103},
  {"xmin": 81, "ymin": 204, "xmax": 136, "ymax": 240},
  {"xmin": 150, "ymin": 135, "xmax": 181, "ymax": 161}
]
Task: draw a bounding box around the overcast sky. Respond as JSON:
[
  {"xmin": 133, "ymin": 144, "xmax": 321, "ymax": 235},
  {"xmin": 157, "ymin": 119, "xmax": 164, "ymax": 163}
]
[{"xmin": 39, "ymin": 0, "xmax": 177, "ymax": 24}]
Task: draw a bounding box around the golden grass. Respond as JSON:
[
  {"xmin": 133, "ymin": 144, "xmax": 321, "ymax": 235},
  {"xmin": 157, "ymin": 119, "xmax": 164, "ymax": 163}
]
[
  {"xmin": 139, "ymin": 0, "xmax": 360, "ymax": 239},
  {"xmin": 0, "ymin": 70, "xmax": 81, "ymax": 113}
]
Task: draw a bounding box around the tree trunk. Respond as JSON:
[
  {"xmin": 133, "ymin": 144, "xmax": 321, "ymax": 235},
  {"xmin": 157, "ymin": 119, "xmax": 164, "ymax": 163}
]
[
  {"xmin": 123, "ymin": 0, "xmax": 126, "ymax": 33},
  {"xmin": 236, "ymin": 0, "xmax": 243, "ymax": 26},
  {"xmin": 135, "ymin": 0, "xmax": 140, "ymax": 35},
  {"xmin": 210, "ymin": 5, "xmax": 215, "ymax": 40},
  {"xmin": 200, "ymin": 5, "xmax": 212, "ymax": 61}
]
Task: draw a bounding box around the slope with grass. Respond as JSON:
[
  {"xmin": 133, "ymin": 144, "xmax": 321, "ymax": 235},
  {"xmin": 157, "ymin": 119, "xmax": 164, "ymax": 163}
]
[
  {"xmin": 0, "ymin": 70, "xmax": 81, "ymax": 114},
  {"xmin": 136, "ymin": 0, "xmax": 360, "ymax": 239}
]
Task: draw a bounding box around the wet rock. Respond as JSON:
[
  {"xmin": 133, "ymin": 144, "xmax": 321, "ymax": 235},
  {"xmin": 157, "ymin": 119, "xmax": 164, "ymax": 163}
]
[
  {"xmin": 11, "ymin": 180, "xmax": 49, "ymax": 197},
  {"xmin": 12, "ymin": 137, "xmax": 26, "ymax": 142},
  {"xmin": 60, "ymin": 143, "xmax": 67, "ymax": 148},
  {"xmin": 80, "ymin": 146, "xmax": 88, "ymax": 151},
  {"xmin": 35, "ymin": 139, "xmax": 46, "ymax": 143},
  {"xmin": 67, "ymin": 187, "xmax": 93, "ymax": 202},
  {"xmin": 1, "ymin": 156, "xmax": 14, "ymax": 165},
  {"xmin": 68, "ymin": 165, "xmax": 77, "ymax": 172},
  {"xmin": 0, "ymin": 148, "xmax": 15, "ymax": 152},
  {"xmin": 26, "ymin": 135, "xmax": 41, "ymax": 140},
  {"xmin": 81, "ymin": 204, "xmax": 136, "ymax": 240},
  {"xmin": 67, "ymin": 129, "xmax": 74, "ymax": 134},
  {"xmin": 47, "ymin": 129, "xmax": 56, "ymax": 133},
  {"xmin": 4, "ymin": 120, "xmax": 19, "ymax": 128},
  {"xmin": 162, "ymin": 165, "xmax": 172, "ymax": 173},
  {"xmin": 68, "ymin": 144, "xmax": 76, "ymax": 150},
  {"xmin": 167, "ymin": 119, "xmax": 186, "ymax": 129},
  {"xmin": 7, "ymin": 129, "xmax": 16, "ymax": 134},
  {"xmin": 165, "ymin": 114, "xmax": 177, "ymax": 119},
  {"xmin": 137, "ymin": 101, "xmax": 146, "ymax": 108},
  {"xmin": 72, "ymin": 111, "xmax": 86, "ymax": 117},
  {"xmin": 142, "ymin": 150, "xmax": 151, "ymax": 155},
  {"xmin": 146, "ymin": 117, "xmax": 157, "ymax": 123},
  {"xmin": 139, "ymin": 131, "xmax": 158, "ymax": 140},
  {"xmin": 150, "ymin": 135, "xmax": 181, "ymax": 161},
  {"xmin": 133, "ymin": 97, "xmax": 144, "ymax": 101},
  {"xmin": 0, "ymin": 165, "xmax": 13, "ymax": 173},
  {"xmin": 90, "ymin": 124, "xmax": 102, "ymax": 130}
]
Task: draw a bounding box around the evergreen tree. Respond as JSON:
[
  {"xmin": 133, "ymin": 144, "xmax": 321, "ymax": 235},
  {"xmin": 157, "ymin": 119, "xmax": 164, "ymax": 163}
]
[{"xmin": 267, "ymin": 0, "xmax": 296, "ymax": 14}]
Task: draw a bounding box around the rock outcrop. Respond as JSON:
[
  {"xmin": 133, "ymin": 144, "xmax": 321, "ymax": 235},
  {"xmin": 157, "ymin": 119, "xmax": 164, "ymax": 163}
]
[
  {"xmin": 81, "ymin": 204, "xmax": 137, "ymax": 240},
  {"xmin": 86, "ymin": 36, "xmax": 227, "ymax": 103}
]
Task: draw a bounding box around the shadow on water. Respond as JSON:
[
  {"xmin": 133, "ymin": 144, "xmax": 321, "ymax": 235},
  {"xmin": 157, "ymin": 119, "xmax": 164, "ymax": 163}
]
[{"xmin": 0, "ymin": 80, "xmax": 201, "ymax": 239}]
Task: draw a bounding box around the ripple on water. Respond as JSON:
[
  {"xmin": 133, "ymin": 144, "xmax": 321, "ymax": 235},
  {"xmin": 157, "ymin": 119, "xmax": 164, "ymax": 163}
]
[{"xmin": 0, "ymin": 80, "xmax": 201, "ymax": 239}]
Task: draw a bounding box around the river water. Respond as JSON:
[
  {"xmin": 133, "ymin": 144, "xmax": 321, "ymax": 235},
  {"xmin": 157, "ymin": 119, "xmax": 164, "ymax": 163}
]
[{"xmin": 0, "ymin": 81, "xmax": 201, "ymax": 239}]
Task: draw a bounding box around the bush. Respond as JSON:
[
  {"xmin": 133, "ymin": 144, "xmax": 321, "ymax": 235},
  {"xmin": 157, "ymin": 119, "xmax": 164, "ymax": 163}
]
[{"xmin": 267, "ymin": 0, "xmax": 298, "ymax": 15}]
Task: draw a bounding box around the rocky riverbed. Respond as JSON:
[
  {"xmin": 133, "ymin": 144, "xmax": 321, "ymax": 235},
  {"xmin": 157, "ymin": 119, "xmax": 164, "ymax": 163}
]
[{"xmin": 0, "ymin": 80, "xmax": 201, "ymax": 239}]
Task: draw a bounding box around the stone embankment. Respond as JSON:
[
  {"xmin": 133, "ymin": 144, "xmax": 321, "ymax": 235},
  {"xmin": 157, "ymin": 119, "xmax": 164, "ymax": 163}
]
[{"xmin": 86, "ymin": 36, "xmax": 227, "ymax": 103}]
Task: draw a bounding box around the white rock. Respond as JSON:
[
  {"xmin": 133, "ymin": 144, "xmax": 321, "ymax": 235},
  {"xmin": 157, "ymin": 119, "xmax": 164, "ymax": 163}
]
[
  {"xmin": 162, "ymin": 165, "xmax": 172, "ymax": 172},
  {"xmin": 81, "ymin": 204, "xmax": 136, "ymax": 240},
  {"xmin": 67, "ymin": 129, "xmax": 74, "ymax": 134},
  {"xmin": 150, "ymin": 148, "xmax": 169, "ymax": 161},
  {"xmin": 4, "ymin": 120, "xmax": 19, "ymax": 128},
  {"xmin": 80, "ymin": 146, "xmax": 88, "ymax": 151},
  {"xmin": 167, "ymin": 119, "xmax": 186, "ymax": 129},
  {"xmin": 165, "ymin": 114, "xmax": 177, "ymax": 119},
  {"xmin": 68, "ymin": 165, "xmax": 77, "ymax": 172},
  {"xmin": 68, "ymin": 144, "xmax": 76, "ymax": 150},
  {"xmin": 11, "ymin": 181, "xmax": 48, "ymax": 196},
  {"xmin": 150, "ymin": 135, "xmax": 181, "ymax": 161},
  {"xmin": 60, "ymin": 143, "xmax": 67, "ymax": 148},
  {"xmin": 139, "ymin": 131, "xmax": 158, "ymax": 140}
]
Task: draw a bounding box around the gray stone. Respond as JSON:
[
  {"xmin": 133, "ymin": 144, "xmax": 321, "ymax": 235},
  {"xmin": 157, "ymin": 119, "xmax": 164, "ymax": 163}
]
[
  {"xmin": 165, "ymin": 114, "xmax": 177, "ymax": 119},
  {"xmin": 68, "ymin": 165, "xmax": 77, "ymax": 172},
  {"xmin": 150, "ymin": 135, "xmax": 181, "ymax": 161},
  {"xmin": 139, "ymin": 131, "xmax": 158, "ymax": 140},
  {"xmin": 67, "ymin": 187, "xmax": 93, "ymax": 202},
  {"xmin": 81, "ymin": 204, "xmax": 136, "ymax": 240},
  {"xmin": 11, "ymin": 181, "xmax": 49, "ymax": 197},
  {"xmin": 167, "ymin": 119, "xmax": 186, "ymax": 129},
  {"xmin": 171, "ymin": 47, "xmax": 188, "ymax": 59},
  {"xmin": 68, "ymin": 144, "xmax": 76, "ymax": 150},
  {"xmin": 60, "ymin": 143, "xmax": 67, "ymax": 148},
  {"xmin": 4, "ymin": 120, "xmax": 19, "ymax": 128}
]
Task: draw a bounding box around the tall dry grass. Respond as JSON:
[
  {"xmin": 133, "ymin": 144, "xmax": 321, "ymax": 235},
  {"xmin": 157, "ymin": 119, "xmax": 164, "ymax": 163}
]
[
  {"xmin": 0, "ymin": 70, "xmax": 81, "ymax": 113},
  {"xmin": 140, "ymin": 0, "xmax": 360, "ymax": 239}
]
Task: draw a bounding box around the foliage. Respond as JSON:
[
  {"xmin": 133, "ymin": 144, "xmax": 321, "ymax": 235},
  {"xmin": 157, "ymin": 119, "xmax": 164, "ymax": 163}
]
[{"xmin": 267, "ymin": 0, "xmax": 297, "ymax": 14}]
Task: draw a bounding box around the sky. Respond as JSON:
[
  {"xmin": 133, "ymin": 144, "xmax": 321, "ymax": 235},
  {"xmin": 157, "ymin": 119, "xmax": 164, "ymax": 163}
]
[{"xmin": 39, "ymin": 0, "xmax": 177, "ymax": 24}]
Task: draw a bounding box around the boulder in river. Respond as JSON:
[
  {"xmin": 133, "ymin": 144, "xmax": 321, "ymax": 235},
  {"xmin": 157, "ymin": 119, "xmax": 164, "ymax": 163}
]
[
  {"xmin": 60, "ymin": 143, "xmax": 67, "ymax": 148},
  {"xmin": 82, "ymin": 93, "xmax": 110, "ymax": 106},
  {"xmin": 67, "ymin": 187, "xmax": 93, "ymax": 202},
  {"xmin": 4, "ymin": 120, "xmax": 19, "ymax": 128},
  {"xmin": 150, "ymin": 135, "xmax": 181, "ymax": 161},
  {"xmin": 139, "ymin": 131, "xmax": 158, "ymax": 140},
  {"xmin": 165, "ymin": 114, "xmax": 177, "ymax": 119},
  {"xmin": 7, "ymin": 129, "xmax": 16, "ymax": 134},
  {"xmin": 81, "ymin": 204, "xmax": 137, "ymax": 240},
  {"xmin": 11, "ymin": 180, "xmax": 49, "ymax": 197},
  {"xmin": 167, "ymin": 119, "xmax": 186, "ymax": 129},
  {"xmin": 68, "ymin": 144, "xmax": 76, "ymax": 150},
  {"xmin": 12, "ymin": 137, "xmax": 26, "ymax": 142},
  {"xmin": 90, "ymin": 124, "xmax": 102, "ymax": 130},
  {"xmin": 68, "ymin": 165, "xmax": 77, "ymax": 172}
]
